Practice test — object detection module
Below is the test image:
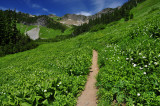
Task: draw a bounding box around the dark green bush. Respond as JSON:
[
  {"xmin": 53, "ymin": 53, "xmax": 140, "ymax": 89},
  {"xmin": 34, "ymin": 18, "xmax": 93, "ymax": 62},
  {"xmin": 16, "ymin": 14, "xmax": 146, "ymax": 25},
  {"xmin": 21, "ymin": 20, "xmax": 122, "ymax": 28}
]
[{"xmin": 90, "ymin": 24, "xmax": 106, "ymax": 32}]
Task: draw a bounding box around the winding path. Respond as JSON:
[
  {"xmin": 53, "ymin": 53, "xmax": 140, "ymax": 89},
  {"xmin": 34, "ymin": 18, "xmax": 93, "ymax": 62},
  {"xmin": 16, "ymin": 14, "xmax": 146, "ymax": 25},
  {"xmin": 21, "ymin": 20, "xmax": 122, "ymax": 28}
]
[{"xmin": 77, "ymin": 50, "xmax": 99, "ymax": 106}]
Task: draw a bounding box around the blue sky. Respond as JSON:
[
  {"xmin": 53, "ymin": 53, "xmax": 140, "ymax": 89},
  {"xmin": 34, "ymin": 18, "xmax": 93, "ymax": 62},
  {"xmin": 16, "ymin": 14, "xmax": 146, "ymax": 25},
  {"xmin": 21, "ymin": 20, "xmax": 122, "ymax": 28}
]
[{"xmin": 0, "ymin": 0, "xmax": 128, "ymax": 17}]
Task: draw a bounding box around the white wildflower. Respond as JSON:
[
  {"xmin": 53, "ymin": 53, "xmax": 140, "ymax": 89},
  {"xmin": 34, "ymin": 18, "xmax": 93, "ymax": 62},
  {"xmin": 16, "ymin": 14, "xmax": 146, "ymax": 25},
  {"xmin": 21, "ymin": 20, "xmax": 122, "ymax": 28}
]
[
  {"xmin": 126, "ymin": 58, "xmax": 129, "ymax": 60},
  {"xmin": 143, "ymin": 72, "xmax": 146, "ymax": 75},
  {"xmin": 44, "ymin": 90, "xmax": 47, "ymax": 93},
  {"xmin": 59, "ymin": 82, "xmax": 62, "ymax": 84},
  {"xmin": 159, "ymin": 54, "xmax": 160, "ymax": 57},
  {"xmin": 154, "ymin": 62, "xmax": 158, "ymax": 65},
  {"xmin": 139, "ymin": 53, "xmax": 142, "ymax": 55},
  {"xmin": 142, "ymin": 56, "xmax": 146, "ymax": 59},
  {"xmin": 133, "ymin": 64, "xmax": 137, "ymax": 67},
  {"xmin": 148, "ymin": 63, "xmax": 151, "ymax": 66},
  {"xmin": 131, "ymin": 58, "xmax": 133, "ymax": 60},
  {"xmin": 144, "ymin": 65, "xmax": 148, "ymax": 68},
  {"xmin": 139, "ymin": 67, "xmax": 143, "ymax": 70},
  {"xmin": 137, "ymin": 93, "xmax": 140, "ymax": 96}
]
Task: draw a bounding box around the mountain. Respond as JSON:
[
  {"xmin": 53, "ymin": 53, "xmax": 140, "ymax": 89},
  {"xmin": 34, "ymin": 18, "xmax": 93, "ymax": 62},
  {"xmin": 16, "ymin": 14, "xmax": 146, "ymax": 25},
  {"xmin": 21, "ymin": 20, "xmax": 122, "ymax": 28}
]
[
  {"xmin": 60, "ymin": 14, "xmax": 89, "ymax": 26},
  {"xmin": 2, "ymin": 0, "xmax": 160, "ymax": 105},
  {"xmin": 59, "ymin": 7, "xmax": 118, "ymax": 26},
  {"xmin": 90, "ymin": 8, "xmax": 116, "ymax": 19},
  {"xmin": 48, "ymin": 14, "xmax": 57, "ymax": 18}
]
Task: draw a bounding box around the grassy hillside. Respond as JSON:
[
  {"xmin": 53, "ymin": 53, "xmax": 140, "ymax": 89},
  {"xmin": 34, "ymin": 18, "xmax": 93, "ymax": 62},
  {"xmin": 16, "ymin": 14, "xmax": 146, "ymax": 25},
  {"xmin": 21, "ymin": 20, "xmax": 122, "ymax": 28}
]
[
  {"xmin": 17, "ymin": 23, "xmax": 73, "ymax": 40},
  {"xmin": 16, "ymin": 23, "xmax": 37, "ymax": 34},
  {"xmin": 50, "ymin": 16, "xmax": 61, "ymax": 22},
  {"xmin": 39, "ymin": 26, "xmax": 73, "ymax": 39},
  {"xmin": 131, "ymin": 0, "xmax": 160, "ymax": 17},
  {"xmin": 0, "ymin": 0, "xmax": 160, "ymax": 105},
  {"xmin": 0, "ymin": 40, "xmax": 92, "ymax": 105},
  {"xmin": 39, "ymin": 26, "xmax": 62, "ymax": 39}
]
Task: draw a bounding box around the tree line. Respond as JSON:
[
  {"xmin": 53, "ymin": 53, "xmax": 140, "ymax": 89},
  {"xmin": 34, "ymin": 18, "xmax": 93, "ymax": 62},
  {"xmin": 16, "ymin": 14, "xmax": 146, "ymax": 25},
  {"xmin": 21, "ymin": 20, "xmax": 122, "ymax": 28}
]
[
  {"xmin": 72, "ymin": 0, "xmax": 146, "ymax": 36},
  {"xmin": 0, "ymin": 9, "xmax": 38, "ymax": 56},
  {"xmin": 3, "ymin": 10, "xmax": 67, "ymax": 32}
]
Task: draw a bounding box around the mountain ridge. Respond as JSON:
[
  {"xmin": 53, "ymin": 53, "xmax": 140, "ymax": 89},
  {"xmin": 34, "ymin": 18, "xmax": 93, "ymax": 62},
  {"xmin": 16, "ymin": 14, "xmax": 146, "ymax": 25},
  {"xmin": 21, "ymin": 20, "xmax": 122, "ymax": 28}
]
[{"xmin": 52, "ymin": 7, "xmax": 120, "ymax": 26}]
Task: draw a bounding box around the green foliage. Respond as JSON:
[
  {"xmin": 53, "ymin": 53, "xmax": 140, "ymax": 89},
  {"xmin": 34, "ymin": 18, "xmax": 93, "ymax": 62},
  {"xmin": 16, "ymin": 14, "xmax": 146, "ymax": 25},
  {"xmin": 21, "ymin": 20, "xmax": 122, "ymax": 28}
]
[
  {"xmin": 96, "ymin": 9, "xmax": 160, "ymax": 106},
  {"xmin": 148, "ymin": 7, "xmax": 160, "ymax": 14},
  {"xmin": 72, "ymin": 0, "xmax": 146, "ymax": 36},
  {"xmin": 39, "ymin": 26, "xmax": 62, "ymax": 39},
  {"xmin": 130, "ymin": 13, "xmax": 134, "ymax": 19},
  {"xmin": 0, "ymin": 0, "xmax": 160, "ymax": 105},
  {"xmin": 2, "ymin": 10, "xmax": 67, "ymax": 32},
  {"xmin": 16, "ymin": 23, "xmax": 37, "ymax": 34},
  {"xmin": 90, "ymin": 24, "xmax": 106, "ymax": 32},
  {"xmin": 0, "ymin": 10, "xmax": 38, "ymax": 57},
  {"xmin": 50, "ymin": 16, "xmax": 62, "ymax": 22},
  {"xmin": 37, "ymin": 27, "xmax": 74, "ymax": 43},
  {"xmin": 0, "ymin": 43, "xmax": 92, "ymax": 105},
  {"xmin": 124, "ymin": 10, "xmax": 130, "ymax": 21}
]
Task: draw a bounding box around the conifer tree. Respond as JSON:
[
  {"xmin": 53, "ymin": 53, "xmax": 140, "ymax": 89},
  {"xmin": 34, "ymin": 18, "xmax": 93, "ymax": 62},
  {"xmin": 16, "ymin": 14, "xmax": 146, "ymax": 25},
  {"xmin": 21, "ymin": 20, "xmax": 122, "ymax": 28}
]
[{"xmin": 130, "ymin": 13, "xmax": 134, "ymax": 19}]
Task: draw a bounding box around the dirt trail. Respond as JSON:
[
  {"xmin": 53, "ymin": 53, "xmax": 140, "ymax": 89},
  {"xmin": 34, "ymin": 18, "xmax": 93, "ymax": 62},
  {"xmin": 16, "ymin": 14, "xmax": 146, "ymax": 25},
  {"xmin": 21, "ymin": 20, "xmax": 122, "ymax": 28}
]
[
  {"xmin": 77, "ymin": 50, "xmax": 99, "ymax": 106},
  {"xmin": 26, "ymin": 26, "xmax": 40, "ymax": 40}
]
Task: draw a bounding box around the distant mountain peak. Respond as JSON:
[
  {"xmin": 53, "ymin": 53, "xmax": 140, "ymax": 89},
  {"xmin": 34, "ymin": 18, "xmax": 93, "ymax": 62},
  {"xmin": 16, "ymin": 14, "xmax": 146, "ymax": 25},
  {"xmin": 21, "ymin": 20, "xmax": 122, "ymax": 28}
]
[
  {"xmin": 60, "ymin": 7, "xmax": 117, "ymax": 26},
  {"xmin": 48, "ymin": 14, "xmax": 58, "ymax": 18}
]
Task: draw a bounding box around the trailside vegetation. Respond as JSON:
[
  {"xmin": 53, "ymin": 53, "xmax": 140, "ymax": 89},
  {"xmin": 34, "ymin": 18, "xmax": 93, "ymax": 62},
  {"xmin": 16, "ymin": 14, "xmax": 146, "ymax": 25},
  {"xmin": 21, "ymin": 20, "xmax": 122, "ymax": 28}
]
[
  {"xmin": 0, "ymin": 0, "xmax": 160, "ymax": 105},
  {"xmin": 0, "ymin": 10, "xmax": 38, "ymax": 57}
]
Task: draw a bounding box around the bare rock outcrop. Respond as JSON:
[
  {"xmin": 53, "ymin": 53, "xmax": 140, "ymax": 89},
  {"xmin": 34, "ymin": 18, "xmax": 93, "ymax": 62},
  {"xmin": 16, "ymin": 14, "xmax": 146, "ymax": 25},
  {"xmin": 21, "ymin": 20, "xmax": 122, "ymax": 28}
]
[{"xmin": 26, "ymin": 27, "xmax": 40, "ymax": 40}]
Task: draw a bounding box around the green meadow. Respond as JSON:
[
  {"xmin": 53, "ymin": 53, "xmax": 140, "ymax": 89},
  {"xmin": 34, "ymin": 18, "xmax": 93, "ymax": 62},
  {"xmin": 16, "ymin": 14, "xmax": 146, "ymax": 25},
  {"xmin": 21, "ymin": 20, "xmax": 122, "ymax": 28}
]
[{"xmin": 1, "ymin": 0, "xmax": 160, "ymax": 105}]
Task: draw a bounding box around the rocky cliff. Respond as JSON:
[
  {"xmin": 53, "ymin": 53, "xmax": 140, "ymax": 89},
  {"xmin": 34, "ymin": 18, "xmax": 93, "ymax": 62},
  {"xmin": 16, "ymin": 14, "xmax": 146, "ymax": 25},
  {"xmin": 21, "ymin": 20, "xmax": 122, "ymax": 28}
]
[
  {"xmin": 90, "ymin": 8, "xmax": 115, "ymax": 19},
  {"xmin": 60, "ymin": 14, "xmax": 89, "ymax": 26},
  {"xmin": 60, "ymin": 7, "xmax": 118, "ymax": 26}
]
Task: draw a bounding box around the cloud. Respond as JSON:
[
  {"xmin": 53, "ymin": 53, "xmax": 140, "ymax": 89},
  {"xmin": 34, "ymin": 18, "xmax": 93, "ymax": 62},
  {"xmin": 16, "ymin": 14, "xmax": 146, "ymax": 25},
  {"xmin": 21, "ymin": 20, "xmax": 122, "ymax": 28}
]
[
  {"xmin": 24, "ymin": 0, "xmax": 41, "ymax": 9},
  {"xmin": 90, "ymin": 0, "xmax": 126, "ymax": 14},
  {"xmin": 32, "ymin": 4, "xmax": 41, "ymax": 8},
  {"xmin": 91, "ymin": 0, "xmax": 106, "ymax": 12},
  {"xmin": 76, "ymin": 11, "xmax": 92, "ymax": 16},
  {"xmin": 42, "ymin": 8, "xmax": 49, "ymax": 12},
  {"xmin": 108, "ymin": 1, "xmax": 123, "ymax": 8},
  {"xmin": 23, "ymin": 0, "xmax": 56, "ymax": 15},
  {"xmin": 0, "ymin": 6, "xmax": 7, "ymax": 10},
  {"xmin": 42, "ymin": 8, "xmax": 56, "ymax": 15}
]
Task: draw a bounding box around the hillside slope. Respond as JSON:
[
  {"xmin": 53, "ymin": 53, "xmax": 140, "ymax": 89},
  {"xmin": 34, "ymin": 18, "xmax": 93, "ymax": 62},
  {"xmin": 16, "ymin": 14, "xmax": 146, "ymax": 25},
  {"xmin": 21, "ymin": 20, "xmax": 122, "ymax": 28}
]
[{"xmin": 0, "ymin": 0, "xmax": 160, "ymax": 105}]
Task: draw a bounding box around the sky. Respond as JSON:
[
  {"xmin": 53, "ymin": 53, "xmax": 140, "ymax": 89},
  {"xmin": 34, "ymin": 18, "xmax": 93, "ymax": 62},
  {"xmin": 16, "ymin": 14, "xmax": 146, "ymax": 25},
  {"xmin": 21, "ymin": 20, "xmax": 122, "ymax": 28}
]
[{"xmin": 0, "ymin": 0, "xmax": 128, "ymax": 17}]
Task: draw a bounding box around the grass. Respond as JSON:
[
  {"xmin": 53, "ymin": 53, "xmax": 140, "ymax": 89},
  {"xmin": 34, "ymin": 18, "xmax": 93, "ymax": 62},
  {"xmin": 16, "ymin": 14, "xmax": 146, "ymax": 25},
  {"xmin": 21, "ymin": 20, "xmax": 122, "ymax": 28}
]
[
  {"xmin": 50, "ymin": 16, "xmax": 61, "ymax": 22},
  {"xmin": 17, "ymin": 23, "xmax": 73, "ymax": 39},
  {"xmin": 16, "ymin": 23, "xmax": 37, "ymax": 34},
  {"xmin": 131, "ymin": 0, "xmax": 160, "ymax": 17},
  {"xmin": 1, "ymin": 0, "xmax": 160, "ymax": 105},
  {"xmin": 0, "ymin": 40, "xmax": 92, "ymax": 105},
  {"xmin": 39, "ymin": 26, "xmax": 73, "ymax": 39},
  {"xmin": 39, "ymin": 26, "xmax": 62, "ymax": 39}
]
